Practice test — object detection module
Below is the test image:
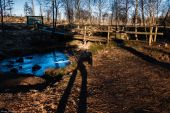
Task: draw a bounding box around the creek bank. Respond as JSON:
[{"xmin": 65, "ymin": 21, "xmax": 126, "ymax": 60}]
[{"xmin": 0, "ymin": 54, "xmax": 77, "ymax": 91}]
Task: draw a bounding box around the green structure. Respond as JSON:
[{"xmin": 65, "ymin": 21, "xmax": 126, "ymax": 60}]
[{"xmin": 26, "ymin": 16, "xmax": 43, "ymax": 26}]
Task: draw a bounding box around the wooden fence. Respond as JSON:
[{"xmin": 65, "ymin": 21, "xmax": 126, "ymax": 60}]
[{"xmin": 73, "ymin": 25, "xmax": 164, "ymax": 45}]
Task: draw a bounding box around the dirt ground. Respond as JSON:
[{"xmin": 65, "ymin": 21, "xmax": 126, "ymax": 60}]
[
  {"xmin": 0, "ymin": 46, "xmax": 170, "ymax": 113},
  {"xmin": 124, "ymin": 40, "xmax": 170, "ymax": 64}
]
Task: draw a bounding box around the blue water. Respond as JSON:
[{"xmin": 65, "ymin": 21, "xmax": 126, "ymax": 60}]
[{"xmin": 0, "ymin": 51, "xmax": 70, "ymax": 76}]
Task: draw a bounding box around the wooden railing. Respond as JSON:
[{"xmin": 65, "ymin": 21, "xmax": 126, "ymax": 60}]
[{"xmin": 73, "ymin": 25, "xmax": 164, "ymax": 45}]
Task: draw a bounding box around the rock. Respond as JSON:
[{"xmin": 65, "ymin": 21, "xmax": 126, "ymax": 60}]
[
  {"xmin": 26, "ymin": 56, "xmax": 33, "ymax": 59},
  {"xmin": 16, "ymin": 57, "xmax": 24, "ymax": 63},
  {"xmin": 19, "ymin": 66, "xmax": 22, "ymax": 69},
  {"xmin": 9, "ymin": 60, "xmax": 15, "ymax": 64},
  {"xmin": 165, "ymin": 43, "xmax": 168, "ymax": 47},
  {"xmin": 10, "ymin": 68, "xmax": 18, "ymax": 74},
  {"xmin": 6, "ymin": 64, "xmax": 13, "ymax": 68},
  {"xmin": 0, "ymin": 108, "xmax": 12, "ymax": 113},
  {"xmin": 19, "ymin": 76, "xmax": 46, "ymax": 86},
  {"xmin": 32, "ymin": 64, "xmax": 41, "ymax": 71}
]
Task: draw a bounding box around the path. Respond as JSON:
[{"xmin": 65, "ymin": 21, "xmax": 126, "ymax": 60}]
[{"xmin": 87, "ymin": 47, "xmax": 170, "ymax": 113}]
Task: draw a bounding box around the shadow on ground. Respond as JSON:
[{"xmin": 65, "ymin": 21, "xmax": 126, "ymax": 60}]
[
  {"xmin": 113, "ymin": 39, "xmax": 170, "ymax": 70},
  {"xmin": 55, "ymin": 51, "xmax": 92, "ymax": 113}
]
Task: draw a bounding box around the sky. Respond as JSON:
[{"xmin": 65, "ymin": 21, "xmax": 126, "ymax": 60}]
[
  {"xmin": 12, "ymin": 0, "xmax": 169, "ymax": 17},
  {"xmin": 12, "ymin": 0, "xmax": 110, "ymax": 17},
  {"xmin": 13, "ymin": 0, "xmax": 40, "ymax": 16}
]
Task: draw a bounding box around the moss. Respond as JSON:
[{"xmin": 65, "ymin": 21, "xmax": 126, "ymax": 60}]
[
  {"xmin": 89, "ymin": 42, "xmax": 118, "ymax": 54},
  {"xmin": 89, "ymin": 43, "xmax": 106, "ymax": 53},
  {"xmin": 45, "ymin": 68, "xmax": 65, "ymax": 77}
]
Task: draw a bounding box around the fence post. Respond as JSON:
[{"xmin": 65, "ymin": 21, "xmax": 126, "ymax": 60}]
[
  {"xmin": 149, "ymin": 26, "xmax": 153, "ymax": 46},
  {"xmin": 84, "ymin": 26, "xmax": 87, "ymax": 45},
  {"xmin": 115, "ymin": 25, "xmax": 117, "ymax": 39},
  {"xmin": 154, "ymin": 26, "xmax": 158, "ymax": 42},
  {"xmin": 107, "ymin": 26, "xmax": 110, "ymax": 44}
]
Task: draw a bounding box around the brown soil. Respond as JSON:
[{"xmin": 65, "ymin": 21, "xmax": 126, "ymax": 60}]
[{"xmin": 0, "ymin": 46, "xmax": 170, "ymax": 113}]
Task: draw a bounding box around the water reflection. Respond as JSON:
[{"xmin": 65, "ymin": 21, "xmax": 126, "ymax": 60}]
[{"xmin": 0, "ymin": 51, "xmax": 70, "ymax": 76}]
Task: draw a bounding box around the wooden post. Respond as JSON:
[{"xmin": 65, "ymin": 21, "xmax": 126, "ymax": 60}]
[
  {"xmin": 84, "ymin": 26, "xmax": 87, "ymax": 45},
  {"xmin": 115, "ymin": 26, "xmax": 117, "ymax": 39},
  {"xmin": 154, "ymin": 26, "xmax": 158, "ymax": 42},
  {"xmin": 107, "ymin": 26, "xmax": 110, "ymax": 44},
  {"xmin": 149, "ymin": 26, "xmax": 153, "ymax": 46}
]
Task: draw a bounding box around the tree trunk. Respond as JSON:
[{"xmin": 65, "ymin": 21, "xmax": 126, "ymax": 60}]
[
  {"xmin": 115, "ymin": 0, "xmax": 118, "ymax": 31},
  {"xmin": 52, "ymin": 0, "xmax": 55, "ymax": 30},
  {"xmin": 110, "ymin": 12, "xmax": 113, "ymax": 25},
  {"xmin": 0, "ymin": 0, "xmax": 4, "ymax": 32},
  {"xmin": 88, "ymin": 0, "xmax": 92, "ymax": 25},
  {"xmin": 31, "ymin": 0, "xmax": 35, "ymax": 16},
  {"xmin": 75, "ymin": 0, "xmax": 80, "ymax": 28},
  {"xmin": 141, "ymin": 0, "xmax": 145, "ymax": 26},
  {"xmin": 54, "ymin": 0, "xmax": 58, "ymax": 28},
  {"xmin": 3, "ymin": 0, "xmax": 5, "ymax": 16},
  {"xmin": 135, "ymin": 0, "xmax": 138, "ymax": 40},
  {"xmin": 141, "ymin": 0, "xmax": 148, "ymax": 40},
  {"xmin": 98, "ymin": 9, "xmax": 101, "ymax": 25},
  {"xmin": 40, "ymin": 4, "xmax": 42, "ymax": 16}
]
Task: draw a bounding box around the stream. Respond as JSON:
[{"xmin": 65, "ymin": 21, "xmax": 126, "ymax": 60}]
[{"xmin": 0, "ymin": 51, "xmax": 70, "ymax": 76}]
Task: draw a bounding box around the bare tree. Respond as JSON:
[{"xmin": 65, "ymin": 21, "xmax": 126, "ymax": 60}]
[
  {"xmin": 6, "ymin": 0, "xmax": 14, "ymax": 16},
  {"xmin": 44, "ymin": 0, "xmax": 62, "ymax": 27},
  {"xmin": 54, "ymin": 0, "xmax": 62, "ymax": 26},
  {"xmin": 102, "ymin": 12, "xmax": 108, "ymax": 25},
  {"xmin": 52, "ymin": 0, "xmax": 55, "ymax": 29},
  {"xmin": 86, "ymin": 0, "xmax": 92, "ymax": 24},
  {"xmin": 115, "ymin": 0, "xmax": 120, "ymax": 30},
  {"xmin": 135, "ymin": 0, "xmax": 138, "ymax": 40},
  {"xmin": 110, "ymin": 0, "xmax": 114, "ymax": 25},
  {"xmin": 43, "ymin": 0, "xmax": 52, "ymax": 23},
  {"xmin": 30, "ymin": 0, "xmax": 35, "ymax": 16},
  {"xmin": 74, "ymin": 0, "xmax": 82, "ymax": 27},
  {"xmin": 95, "ymin": 0, "xmax": 105, "ymax": 25},
  {"xmin": 144, "ymin": 0, "xmax": 157, "ymax": 45},
  {"xmin": 37, "ymin": 0, "xmax": 43, "ymax": 16},
  {"xmin": 3, "ymin": 0, "xmax": 5, "ymax": 16},
  {"xmin": 63, "ymin": 0, "xmax": 74, "ymax": 24},
  {"xmin": 0, "ymin": 0, "xmax": 4, "ymax": 32},
  {"xmin": 139, "ymin": 0, "xmax": 146, "ymax": 26},
  {"xmin": 24, "ymin": 2, "xmax": 32, "ymax": 16},
  {"xmin": 124, "ymin": 0, "xmax": 132, "ymax": 28}
]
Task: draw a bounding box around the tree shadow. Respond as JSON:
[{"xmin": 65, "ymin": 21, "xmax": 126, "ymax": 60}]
[
  {"xmin": 56, "ymin": 51, "xmax": 92, "ymax": 113},
  {"xmin": 113, "ymin": 39, "xmax": 170, "ymax": 70}
]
